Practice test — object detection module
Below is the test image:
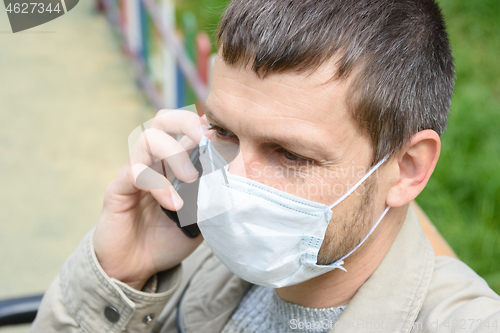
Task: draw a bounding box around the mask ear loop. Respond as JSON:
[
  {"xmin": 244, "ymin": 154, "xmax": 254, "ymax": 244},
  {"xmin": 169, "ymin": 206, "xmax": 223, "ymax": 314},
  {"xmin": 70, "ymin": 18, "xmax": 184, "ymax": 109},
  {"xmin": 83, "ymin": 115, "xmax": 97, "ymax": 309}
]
[
  {"xmin": 324, "ymin": 152, "xmax": 395, "ymax": 269},
  {"xmin": 333, "ymin": 206, "xmax": 391, "ymax": 269},
  {"xmin": 327, "ymin": 154, "xmax": 390, "ymax": 210}
]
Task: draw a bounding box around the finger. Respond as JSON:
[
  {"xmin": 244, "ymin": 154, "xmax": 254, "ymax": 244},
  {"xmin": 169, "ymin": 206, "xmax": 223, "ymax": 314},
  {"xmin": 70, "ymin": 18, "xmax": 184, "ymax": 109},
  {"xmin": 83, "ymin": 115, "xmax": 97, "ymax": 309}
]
[
  {"xmin": 111, "ymin": 161, "xmax": 183, "ymax": 211},
  {"xmin": 200, "ymin": 114, "xmax": 213, "ymax": 140},
  {"xmin": 131, "ymin": 163, "xmax": 168, "ymax": 190},
  {"xmin": 178, "ymin": 135, "xmax": 198, "ymax": 152},
  {"xmin": 176, "ymin": 117, "xmax": 213, "ymax": 153},
  {"xmin": 151, "ymin": 110, "xmax": 206, "ymax": 145},
  {"xmin": 130, "ymin": 163, "xmax": 184, "ymax": 211},
  {"xmin": 130, "ymin": 128, "xmax": 199, "ymax": 185}
]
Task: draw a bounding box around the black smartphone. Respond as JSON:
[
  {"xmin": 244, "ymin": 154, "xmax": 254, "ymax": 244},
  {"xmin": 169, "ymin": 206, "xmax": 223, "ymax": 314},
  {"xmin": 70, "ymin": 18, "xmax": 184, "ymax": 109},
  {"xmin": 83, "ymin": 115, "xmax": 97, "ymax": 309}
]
[{"xmin": 160, "ymin": 147, "xmax": 202, "ymax": 238}]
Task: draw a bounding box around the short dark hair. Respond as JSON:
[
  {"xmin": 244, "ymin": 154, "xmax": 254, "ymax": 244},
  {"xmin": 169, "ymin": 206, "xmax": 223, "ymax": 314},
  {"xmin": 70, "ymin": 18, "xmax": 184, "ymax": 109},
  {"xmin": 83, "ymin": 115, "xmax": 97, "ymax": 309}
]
[{"xmin": 216, "ymin": 0, "xmax": 455, "ymax": 164}]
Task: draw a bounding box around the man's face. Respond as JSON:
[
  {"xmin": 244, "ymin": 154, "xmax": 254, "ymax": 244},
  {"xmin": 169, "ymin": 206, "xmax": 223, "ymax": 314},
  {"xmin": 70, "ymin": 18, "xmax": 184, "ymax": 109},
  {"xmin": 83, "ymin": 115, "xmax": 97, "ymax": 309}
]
[{"xmin": 204, "ymin": 54, "xmax": 384, "ymax": 264}]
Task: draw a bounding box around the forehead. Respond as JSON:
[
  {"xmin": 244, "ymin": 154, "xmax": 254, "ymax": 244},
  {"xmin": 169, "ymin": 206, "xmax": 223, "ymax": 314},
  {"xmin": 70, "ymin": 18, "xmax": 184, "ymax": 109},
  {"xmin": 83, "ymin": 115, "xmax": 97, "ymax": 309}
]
[{"xmin": 206, "ymin": 55, "xmax": 366, "ymax": 159}]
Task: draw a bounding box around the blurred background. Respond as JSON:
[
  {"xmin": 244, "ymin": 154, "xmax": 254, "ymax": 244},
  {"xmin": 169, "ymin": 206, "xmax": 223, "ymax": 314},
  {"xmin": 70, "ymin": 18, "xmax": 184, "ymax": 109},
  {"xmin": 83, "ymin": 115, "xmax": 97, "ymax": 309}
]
[{"xmin": 0, "ymin": 0, "xmax": 498, "ymax": 332}]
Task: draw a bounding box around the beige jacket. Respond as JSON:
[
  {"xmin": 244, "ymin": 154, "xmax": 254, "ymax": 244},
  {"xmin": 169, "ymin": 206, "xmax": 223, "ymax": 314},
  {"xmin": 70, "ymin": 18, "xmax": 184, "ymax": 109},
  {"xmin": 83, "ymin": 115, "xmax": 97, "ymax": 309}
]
[{"xmin": 30, "ymin": 206, "xmax": 500, "ymax": 333}]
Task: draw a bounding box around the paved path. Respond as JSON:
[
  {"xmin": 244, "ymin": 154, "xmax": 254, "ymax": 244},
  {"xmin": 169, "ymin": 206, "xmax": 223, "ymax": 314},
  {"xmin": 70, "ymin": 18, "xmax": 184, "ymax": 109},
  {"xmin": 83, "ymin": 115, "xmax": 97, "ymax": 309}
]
[{"xmin": 0, "ymin": 2, "xmax": 154, "ymax": 332}]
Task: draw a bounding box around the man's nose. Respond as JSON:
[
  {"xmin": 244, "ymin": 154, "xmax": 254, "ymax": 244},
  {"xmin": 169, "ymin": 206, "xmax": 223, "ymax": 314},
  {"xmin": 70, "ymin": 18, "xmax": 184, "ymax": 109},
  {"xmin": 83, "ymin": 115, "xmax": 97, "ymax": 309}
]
[{"xmin": 227, "ymin": 151, "xmax": 247, "ymax": 178}]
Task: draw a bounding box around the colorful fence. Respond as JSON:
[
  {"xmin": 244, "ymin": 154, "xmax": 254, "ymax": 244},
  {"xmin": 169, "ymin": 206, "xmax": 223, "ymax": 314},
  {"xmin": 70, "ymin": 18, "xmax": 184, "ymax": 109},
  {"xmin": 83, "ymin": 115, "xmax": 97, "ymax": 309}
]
[{"xmin": 97, "ymin": 0, "xmax": 214, "ymax": 115}]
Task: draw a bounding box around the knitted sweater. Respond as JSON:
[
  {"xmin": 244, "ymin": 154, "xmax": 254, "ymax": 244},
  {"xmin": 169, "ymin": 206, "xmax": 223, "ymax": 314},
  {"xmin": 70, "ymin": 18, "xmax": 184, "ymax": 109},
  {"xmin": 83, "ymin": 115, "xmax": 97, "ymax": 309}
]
[{"xmin": 221, "ymin": 284, "xmax": 346, "ymax": 333}]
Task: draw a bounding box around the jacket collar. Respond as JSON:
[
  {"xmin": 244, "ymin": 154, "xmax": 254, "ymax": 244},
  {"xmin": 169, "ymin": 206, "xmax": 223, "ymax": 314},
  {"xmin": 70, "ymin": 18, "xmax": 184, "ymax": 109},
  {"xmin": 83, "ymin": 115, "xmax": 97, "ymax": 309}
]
[{"xmin": 179, "ymin": 205, "xmax": 435, "ymax": 333}]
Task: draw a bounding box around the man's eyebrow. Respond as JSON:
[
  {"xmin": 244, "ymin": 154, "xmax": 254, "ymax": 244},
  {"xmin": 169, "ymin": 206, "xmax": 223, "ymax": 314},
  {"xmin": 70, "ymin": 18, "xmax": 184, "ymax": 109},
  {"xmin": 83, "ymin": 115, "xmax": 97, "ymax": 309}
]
[
  {"xmin": 203, "ymin": 104, "xmax": 237, "ymax": 136},
  {"xmin": 202, "ymin": 103, "xmax": 331, "ymax": 159},
  {"xmin": 203, "ymin": 104, "xmax": 224, "ymax": 126}
]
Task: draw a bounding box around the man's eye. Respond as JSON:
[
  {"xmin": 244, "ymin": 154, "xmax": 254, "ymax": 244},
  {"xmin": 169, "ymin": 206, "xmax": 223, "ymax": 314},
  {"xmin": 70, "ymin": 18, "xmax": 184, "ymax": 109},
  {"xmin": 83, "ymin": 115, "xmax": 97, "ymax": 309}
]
[
  {"xmin": 279, "ymin": 148, "xmax": 312, "ymax": 165},
  {"xmin": 217, "ymin": 127, "xmax": 231, "ymax": 136},
  {"xmin": 283, "ymin": 150, "xmax": 301, "ymax": 161},
  {"xmin": 209, "ymin": 124, "xmax": 233, "ymax": 137}
]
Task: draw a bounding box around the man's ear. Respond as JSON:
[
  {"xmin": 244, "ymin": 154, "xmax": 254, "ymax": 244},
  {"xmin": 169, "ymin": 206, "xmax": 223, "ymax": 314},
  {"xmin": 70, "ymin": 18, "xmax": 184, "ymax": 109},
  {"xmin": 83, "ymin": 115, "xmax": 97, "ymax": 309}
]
[{"xmin": 386, "ymin": 130, "xmax": 441, "ymax": 207}]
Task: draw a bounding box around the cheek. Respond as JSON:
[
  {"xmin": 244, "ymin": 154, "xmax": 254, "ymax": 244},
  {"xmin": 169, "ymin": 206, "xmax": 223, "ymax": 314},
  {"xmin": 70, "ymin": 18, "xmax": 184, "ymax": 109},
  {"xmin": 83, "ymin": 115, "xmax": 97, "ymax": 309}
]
[
  {"xmin": 301, "ymin": 176, "xmax": 334, "ymax": 203},
  {"xmin": 280, "ymin": 170, "xmax": 338, "ymax": 203},
  {"xmin": 245, "ymin": 160, "xmax": 343, "ymax": 204},
  {"xmin": 299, "ymin": 165, "xmax": 355, "ymax": 204}
]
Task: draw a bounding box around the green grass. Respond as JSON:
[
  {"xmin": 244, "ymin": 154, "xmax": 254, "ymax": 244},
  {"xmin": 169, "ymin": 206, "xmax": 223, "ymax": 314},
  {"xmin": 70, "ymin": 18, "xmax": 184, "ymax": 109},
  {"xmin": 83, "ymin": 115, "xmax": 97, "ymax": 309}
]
[
  {"xmin": 178, "ymin": 0, "xmax": 500, "ymax": 294},
  {"xmin": 418, "ymin": 0, "xmax": 500, "ymax": 294}
]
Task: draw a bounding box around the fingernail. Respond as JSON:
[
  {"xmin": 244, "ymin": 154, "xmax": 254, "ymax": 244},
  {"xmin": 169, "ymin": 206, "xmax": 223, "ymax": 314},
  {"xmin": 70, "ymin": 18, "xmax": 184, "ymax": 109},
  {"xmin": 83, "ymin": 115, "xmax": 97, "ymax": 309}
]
[
  {"xmin": 184, "ymin": 160, "xmax": 198, "ymax": 175},
  {"xmin": 171, "ymin": 192, "xmax": 183, "ymax": 209},
  {"xmin": 201, "ymin": 124, "xmax": 210, "ymax": 136}
]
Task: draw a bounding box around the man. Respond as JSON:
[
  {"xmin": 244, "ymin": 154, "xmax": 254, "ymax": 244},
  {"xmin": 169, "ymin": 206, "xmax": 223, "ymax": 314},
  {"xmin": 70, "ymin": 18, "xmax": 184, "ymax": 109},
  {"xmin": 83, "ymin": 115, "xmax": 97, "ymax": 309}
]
[{"xmin": 31, "ymin": 0, "xmax": 500, "ymax": 332}]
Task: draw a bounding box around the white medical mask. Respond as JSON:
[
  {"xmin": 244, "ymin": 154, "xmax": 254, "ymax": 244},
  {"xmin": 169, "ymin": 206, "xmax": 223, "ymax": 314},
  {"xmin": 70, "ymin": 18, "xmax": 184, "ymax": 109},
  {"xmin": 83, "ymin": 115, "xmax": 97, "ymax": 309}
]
[{"xmin": 196, "ymin": 135, "xmax": 390, "ymax": 288}]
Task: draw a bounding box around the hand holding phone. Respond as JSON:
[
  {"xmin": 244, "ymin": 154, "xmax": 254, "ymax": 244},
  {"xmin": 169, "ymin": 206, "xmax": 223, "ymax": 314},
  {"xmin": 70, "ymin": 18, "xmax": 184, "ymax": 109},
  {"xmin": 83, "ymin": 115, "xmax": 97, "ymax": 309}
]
[{"xmin": 92, "ymin": 110, "xmax": 208, "ymax": 290}]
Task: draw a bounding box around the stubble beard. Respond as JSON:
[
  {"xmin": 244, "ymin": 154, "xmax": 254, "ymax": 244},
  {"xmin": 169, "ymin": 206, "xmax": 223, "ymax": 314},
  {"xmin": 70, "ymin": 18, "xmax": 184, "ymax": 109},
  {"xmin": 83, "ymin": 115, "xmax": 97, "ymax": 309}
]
[{"xmin": 316, "ymin": 177, "xmax": 377, "ymax": 265}]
